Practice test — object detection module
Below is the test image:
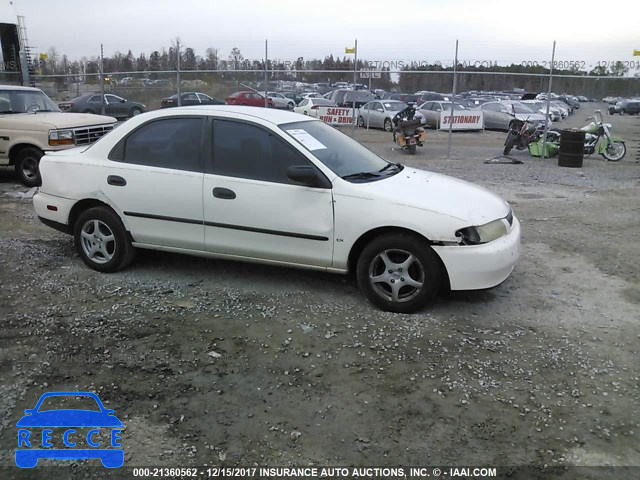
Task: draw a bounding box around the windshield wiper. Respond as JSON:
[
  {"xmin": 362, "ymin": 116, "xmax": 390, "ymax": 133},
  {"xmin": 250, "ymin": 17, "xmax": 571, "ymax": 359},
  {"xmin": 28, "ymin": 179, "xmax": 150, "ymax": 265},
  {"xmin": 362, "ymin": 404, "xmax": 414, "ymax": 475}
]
[
  {"xmin": 379, "ymin": 162, "xmax": 403, "ymax": 173},
  {"xmin": 341, "ymin": 171, "xmax": 381, "ymax": 180}
]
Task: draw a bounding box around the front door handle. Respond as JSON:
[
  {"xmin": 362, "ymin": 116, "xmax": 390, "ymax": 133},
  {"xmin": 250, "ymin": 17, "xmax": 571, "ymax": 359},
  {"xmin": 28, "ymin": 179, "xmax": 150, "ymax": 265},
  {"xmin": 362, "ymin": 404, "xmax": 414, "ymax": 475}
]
[
  {"xmin": 107, "ymin": 175, "xmax": 126, "ymax": 186},
  {"xmin": 212, "ymin": 187, "xmax": 236, "ymax": 200}
]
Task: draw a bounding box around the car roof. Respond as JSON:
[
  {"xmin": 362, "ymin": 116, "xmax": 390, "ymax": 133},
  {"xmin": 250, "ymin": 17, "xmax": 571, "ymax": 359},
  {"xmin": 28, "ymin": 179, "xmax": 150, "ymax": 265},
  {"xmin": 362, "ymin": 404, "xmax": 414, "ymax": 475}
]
[
  {"xmin": 0, "ymin": 85, "xmax": 43, "ymax": 92},
  {"xmin": 162, "ymin": 105, "xmax": 317, "ymax": 126}
]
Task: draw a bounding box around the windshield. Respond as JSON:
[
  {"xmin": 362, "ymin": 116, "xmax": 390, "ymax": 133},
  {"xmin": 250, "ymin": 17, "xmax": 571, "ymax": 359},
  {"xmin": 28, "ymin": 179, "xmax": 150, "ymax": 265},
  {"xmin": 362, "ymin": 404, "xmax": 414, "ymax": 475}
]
[
  {"xmin": 383, "ymin": 102, "xmax": 407, "ymax": 111},
  {"xmin": 440, "ymin": 103, "xmax": 466, "ymax": 110},
  {"xmin": 280, "ymin": 120, "xmax": 393, "ymax": 180},
  {"xmin": 507, "ymin": 103, "xmax": 535, "ymax": 114},
  {"xmin": 0, "ymin": 89, "xmax": 60, "ymax": 113},
  {"xmin": 37, "ymin": 395, "xmax": 101, "ymax": 412}
]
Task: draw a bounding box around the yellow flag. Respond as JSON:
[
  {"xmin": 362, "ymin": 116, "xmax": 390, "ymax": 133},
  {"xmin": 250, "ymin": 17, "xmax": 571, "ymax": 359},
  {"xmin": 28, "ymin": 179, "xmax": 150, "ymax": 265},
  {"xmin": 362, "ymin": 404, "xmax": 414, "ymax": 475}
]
[
  {"xmin": 634, "ymin": 49, "xmax": 640, "ymax": 56},
  {"xmin": 345, "ymin": 47, "xmax": 355, "ymax": 54}
]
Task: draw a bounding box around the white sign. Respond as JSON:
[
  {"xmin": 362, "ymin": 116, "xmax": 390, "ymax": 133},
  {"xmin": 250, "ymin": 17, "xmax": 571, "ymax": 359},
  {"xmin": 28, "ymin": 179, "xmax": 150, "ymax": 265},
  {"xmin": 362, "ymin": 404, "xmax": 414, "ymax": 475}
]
[
  {"xmin": 287, "ymin": 129, "xmax": 327, "ymax": 151},
  {"xmin": 360, "ymin": 71, "xmax": 381, "ymax": 79},
  {"xmin": 316, "ymin": 107, "xmax": 356, "ymax": 126},
  {"xmin": 438, "ymin": 111, "xmax": 484, "ymax": 130}
]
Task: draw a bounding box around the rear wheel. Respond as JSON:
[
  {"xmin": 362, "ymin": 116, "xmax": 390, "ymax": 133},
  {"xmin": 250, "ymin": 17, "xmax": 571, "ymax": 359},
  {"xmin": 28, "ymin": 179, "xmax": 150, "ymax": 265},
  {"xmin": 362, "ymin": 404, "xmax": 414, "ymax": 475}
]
[
  {"xmin": 357, "ymin": 116, "xmax": 365, "ymax": 128},
  {"xmin": 74, "ymin": 207, "xmax": 135, "ymax": 272},
  {"xmin": 356, "ymin": 233, "xmax": 442, "ymax": 313},
  {"xmin": 15, "ymin": 147, "xmax": 43, "ymax": 187},
  {"xmin": 131, "ymin": 107, "xmax": 142, "ymax": 117}
]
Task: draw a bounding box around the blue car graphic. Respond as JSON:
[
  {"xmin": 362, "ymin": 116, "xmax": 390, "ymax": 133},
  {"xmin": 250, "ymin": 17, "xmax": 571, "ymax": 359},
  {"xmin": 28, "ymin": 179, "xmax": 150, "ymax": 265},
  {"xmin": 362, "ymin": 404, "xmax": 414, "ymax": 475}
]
[{"xmin": 16, "ymin": 391, "xmax": 123, "ymax": 468}]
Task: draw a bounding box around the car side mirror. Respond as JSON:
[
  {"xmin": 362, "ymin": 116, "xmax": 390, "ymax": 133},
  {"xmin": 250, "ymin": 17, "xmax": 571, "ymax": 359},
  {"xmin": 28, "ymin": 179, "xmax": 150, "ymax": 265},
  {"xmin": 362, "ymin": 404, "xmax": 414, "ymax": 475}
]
[
  {"xmin": 287, "ymin": 166, "xmax": 327, "ymax": 188},
  {"xmin": 105, "ymin": 409, "xmax": 115, "ymax": 414},
  {"xmin": 24, "ymin": 409, "xmax": 34, "ymax": 414}
]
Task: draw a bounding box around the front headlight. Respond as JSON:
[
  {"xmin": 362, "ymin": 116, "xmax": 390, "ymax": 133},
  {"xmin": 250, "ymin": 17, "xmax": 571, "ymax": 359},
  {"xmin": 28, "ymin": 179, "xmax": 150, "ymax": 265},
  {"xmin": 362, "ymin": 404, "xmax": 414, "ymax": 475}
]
[
  {"xmin": 48, "ymin": 129, "xmax": 74, "ymax": 146},
  {"xmin": 456, "ymin": 213, "xmax": 511, "ymax": 245}
]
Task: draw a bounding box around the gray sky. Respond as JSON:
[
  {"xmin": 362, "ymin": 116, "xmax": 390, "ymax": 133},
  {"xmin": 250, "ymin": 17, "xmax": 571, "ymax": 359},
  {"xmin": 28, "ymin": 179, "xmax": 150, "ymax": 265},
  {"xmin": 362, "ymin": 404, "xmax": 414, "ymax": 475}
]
[{"xmin": 9, "ymin": 0, "xmax": 640, "ymax": 70}]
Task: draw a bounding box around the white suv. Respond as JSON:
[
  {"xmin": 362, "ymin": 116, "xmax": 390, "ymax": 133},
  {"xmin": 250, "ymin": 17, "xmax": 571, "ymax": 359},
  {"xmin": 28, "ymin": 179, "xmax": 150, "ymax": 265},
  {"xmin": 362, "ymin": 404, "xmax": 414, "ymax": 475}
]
[{"xmin": 0, "ymin": 85, "xmax": 117, "ymax": 186}]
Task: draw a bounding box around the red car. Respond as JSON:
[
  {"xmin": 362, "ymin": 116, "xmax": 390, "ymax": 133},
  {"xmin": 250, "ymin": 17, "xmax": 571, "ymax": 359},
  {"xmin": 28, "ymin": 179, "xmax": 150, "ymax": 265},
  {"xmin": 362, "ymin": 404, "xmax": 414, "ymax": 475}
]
[{"xmin": 225, "ymin": 91, "xmax": 274, "ymax": 108}]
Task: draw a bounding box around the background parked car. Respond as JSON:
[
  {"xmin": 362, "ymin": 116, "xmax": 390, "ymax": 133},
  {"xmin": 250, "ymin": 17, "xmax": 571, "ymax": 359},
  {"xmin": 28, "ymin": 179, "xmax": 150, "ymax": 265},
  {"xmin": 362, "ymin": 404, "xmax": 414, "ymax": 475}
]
[
  {"xmin": 267, "ymin": 92, "xmax": 295, "ymax": 109},
  {"xmin": 326, "ymin": 89, "xmax": 376, "ymax": 108},
  {"xmin": 226, "ymin": 91, "xmax": 274, "ymax": 108},
  {"xmin": 473, "ymin": 101, "xmax": 545, "ymax": 131},
  {"xmin": 418, "ymin": 101, "xmax": 467, "ymax": 129},
  {"xmin": 282, "ymin": 92, "xmax": 304, "ymax": 105},
  {"xmin": 58, "ymin": 93, "xmax": 145, "ymax": 119},
  {"xmin": 358, "ymin": 100, "xmax": 425, "ymax": 131},
  {"xmin": 161, "ymin": 92, "xmax": 224, "ymax": 108},
  {"xmin": 293, "ymin": 98, "xmax": 336, "ymax": 116}
]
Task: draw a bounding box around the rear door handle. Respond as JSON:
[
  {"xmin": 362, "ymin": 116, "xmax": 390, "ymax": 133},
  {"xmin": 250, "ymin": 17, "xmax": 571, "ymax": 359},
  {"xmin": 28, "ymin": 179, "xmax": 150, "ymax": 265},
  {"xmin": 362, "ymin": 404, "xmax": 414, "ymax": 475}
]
[
  {"xmin": 107, "ymin": 175, "xmax": 127, "ymax": 186},
  {"xmin": 212, "ymin": 187, "xmax": 236, "ymax": 200}
]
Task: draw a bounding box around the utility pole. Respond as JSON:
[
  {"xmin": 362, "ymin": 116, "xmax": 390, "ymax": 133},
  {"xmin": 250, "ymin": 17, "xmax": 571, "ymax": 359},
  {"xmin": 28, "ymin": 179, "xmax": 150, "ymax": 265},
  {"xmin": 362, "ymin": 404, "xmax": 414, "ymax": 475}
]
[
  {"xmin": 352, "ymin": 38, "xmax": 357, "ymax": 136},
  {"xmin": 100, "ymin": 44, "xmax": 105, "ymax": 115},
  {"xmin": 264, "ymin": 40, "xmax": 268, "ymax": 108},
  {"xmin": 541, "ymin": 41, "xmax": 556, "ymax": 160},
  {"xmin": 176, "ymin": 39, "xmax": 181, "ymax": 106},
  {"xmin": 446, "ymin": 39, "xmax": 459, "ymax": 158}
]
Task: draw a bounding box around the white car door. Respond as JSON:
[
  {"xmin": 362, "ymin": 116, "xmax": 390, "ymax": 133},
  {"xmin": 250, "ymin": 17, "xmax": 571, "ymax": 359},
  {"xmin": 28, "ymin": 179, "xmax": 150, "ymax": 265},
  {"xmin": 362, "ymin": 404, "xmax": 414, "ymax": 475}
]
[
  {"xmin": 203, "ymin": 118, "xmax": 334, "ymax": 267},
  {"xmin": 104, "ymin": 116, "xmax": 205, "ymax": 250}
]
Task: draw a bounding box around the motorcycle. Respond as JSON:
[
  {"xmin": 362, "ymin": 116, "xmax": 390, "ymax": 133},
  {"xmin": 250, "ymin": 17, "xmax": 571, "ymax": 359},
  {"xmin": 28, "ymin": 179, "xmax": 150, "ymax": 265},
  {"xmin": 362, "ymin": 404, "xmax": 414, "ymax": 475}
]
[
  {"xmin": 546, "ymin": 110, "xmax": 626, "ymax": 162},
  {"xmin": 503, "ymin": 116, "xmax": 545, "ymax": 155},
  {"xmin": 392, "ymin": 103, "xmax": 426, "ymax": 155}
]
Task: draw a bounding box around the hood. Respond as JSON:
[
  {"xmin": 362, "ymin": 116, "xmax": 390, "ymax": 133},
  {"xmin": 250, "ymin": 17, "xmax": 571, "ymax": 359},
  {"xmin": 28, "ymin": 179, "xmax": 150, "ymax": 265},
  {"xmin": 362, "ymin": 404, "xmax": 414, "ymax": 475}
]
[
  {"xmin": 359, "ymin": 167, "xmax": 510, "ymax": 225},
  {"xmin": 37, "ymin": 112, "xmax": 117, "ymax": 128},
  {"xmin": 16, "ymin": 410, "xmax": 123, "ymax": 428},
  {"xmin": 0, "ymin": 112, "xmax": 116, "ymax": 130}
]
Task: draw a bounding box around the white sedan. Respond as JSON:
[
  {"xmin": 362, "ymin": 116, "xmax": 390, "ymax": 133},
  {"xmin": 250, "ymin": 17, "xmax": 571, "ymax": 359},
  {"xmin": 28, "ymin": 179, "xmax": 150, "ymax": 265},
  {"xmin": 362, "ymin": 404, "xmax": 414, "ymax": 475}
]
[
  {"xmin": 34, "ymin": 106, "xmax": 520, "ymax": 313},
  {"xmin": 293, "ymin": 98, "xmax": 336, "ymax": 116}
]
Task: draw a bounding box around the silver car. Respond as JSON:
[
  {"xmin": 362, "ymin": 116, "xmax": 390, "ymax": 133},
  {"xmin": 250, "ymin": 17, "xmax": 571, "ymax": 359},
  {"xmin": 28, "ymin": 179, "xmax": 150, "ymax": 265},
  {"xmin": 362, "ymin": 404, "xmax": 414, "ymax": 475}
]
[
  {"xmin": 267, "ymin": 92, "xmax": 295, "ymax": 110},
  {"xmin": 418, "ymin": 101, "xmax": 467, "ymax": 129},
  {"xmin": 473, "ymin": 101, "xmax": 546, "ymax": 131},
  {"xmin": 357, "ymin": 100, "xmax": 424, "ymax": 131}
]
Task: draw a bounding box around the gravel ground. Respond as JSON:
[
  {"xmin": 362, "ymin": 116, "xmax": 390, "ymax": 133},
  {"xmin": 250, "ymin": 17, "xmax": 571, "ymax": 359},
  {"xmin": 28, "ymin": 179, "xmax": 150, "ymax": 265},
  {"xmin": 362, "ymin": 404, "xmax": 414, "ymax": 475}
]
[{"xmin": 0, "ymin": 103, "xmax": 638, "ymax": 479}]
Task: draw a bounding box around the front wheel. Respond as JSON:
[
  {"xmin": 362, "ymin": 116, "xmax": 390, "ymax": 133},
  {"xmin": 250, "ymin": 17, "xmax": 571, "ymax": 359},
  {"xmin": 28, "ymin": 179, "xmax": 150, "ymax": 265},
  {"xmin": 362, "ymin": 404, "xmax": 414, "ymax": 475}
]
[
  {"xmin": 408, "ymin": 143, "xmax": 416, "ymax": 155},
  {"xmin": 503, "ymin": 134, "xmax": 516, "ymax": 155},
  {"xmin": 15, "ymin": 147, "xmax": 43, "ymax": 187},
  {"xmin": 383, "ymin": 118, "xmax": 392, "ymax": 132},
  {"xmin": 356, "ymin": 233, "xmax": 443, "ymax": 313},
  {"xmin": 602, "ymin": 141, "xmax": 626, "ymax": 162},
  {"xmin": 74, "ymin": 207, "xmax": 135, "ymax": 272}
]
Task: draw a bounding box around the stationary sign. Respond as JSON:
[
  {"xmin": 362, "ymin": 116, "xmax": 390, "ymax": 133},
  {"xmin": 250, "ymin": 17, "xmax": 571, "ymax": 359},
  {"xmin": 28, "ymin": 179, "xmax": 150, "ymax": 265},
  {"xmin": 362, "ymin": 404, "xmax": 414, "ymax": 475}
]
[
  {"xmin": 438, "ymin": 111, "xmax": 484, "ymax": 130},
  {"xmin": 345, "ymin": 47, "xmax": 355, "ymax": 54},
  {"xmin": 634, "ymin": 49, "xmax": 640, "ymax": 56},
  {"xmin": 316, "ymin": 107, "xmax": 356, "ymax": 126}
]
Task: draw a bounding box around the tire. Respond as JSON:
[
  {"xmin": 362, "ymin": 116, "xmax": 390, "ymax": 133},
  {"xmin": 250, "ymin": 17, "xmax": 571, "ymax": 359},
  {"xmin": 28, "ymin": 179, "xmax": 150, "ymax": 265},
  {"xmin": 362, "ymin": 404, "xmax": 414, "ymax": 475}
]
[
  {"xmin": 356, "ymin": 233, "xmax": 443, "ymax": 313},
  {"xmin": 74, "ymin": 207, "xmax": 135, "ymax": 272},
  {"xmin": 287, "ymin": 102, "xmax": 294, "ymax": 110},
  {"xmin": 383, "ymin": 118, "xmax": 392, "ymax": 132},
  {"xmin": 15, "ymin": 147, "xmax": 43, "ymax": 187},
  {"xmin": 602, "ymin": 141, "xmax": 626, "ymax": 162},
  {"xmin": 131, "ymin": 107, "xmax": 142, "ymax": 117},
  {"xmin": 357, "ymin": 116, "xmax": 365, "ymax": 128},
  {"xmin": 83, "ymin": 109, "xmax": 95, "ymax": 114},
  {"xmin": 408, "ymin": 143, "xmax": 416, "ymax": 155},
  {"xmin": 503, "ymin": 135, "xmax": 516, "ymax": 155}
]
